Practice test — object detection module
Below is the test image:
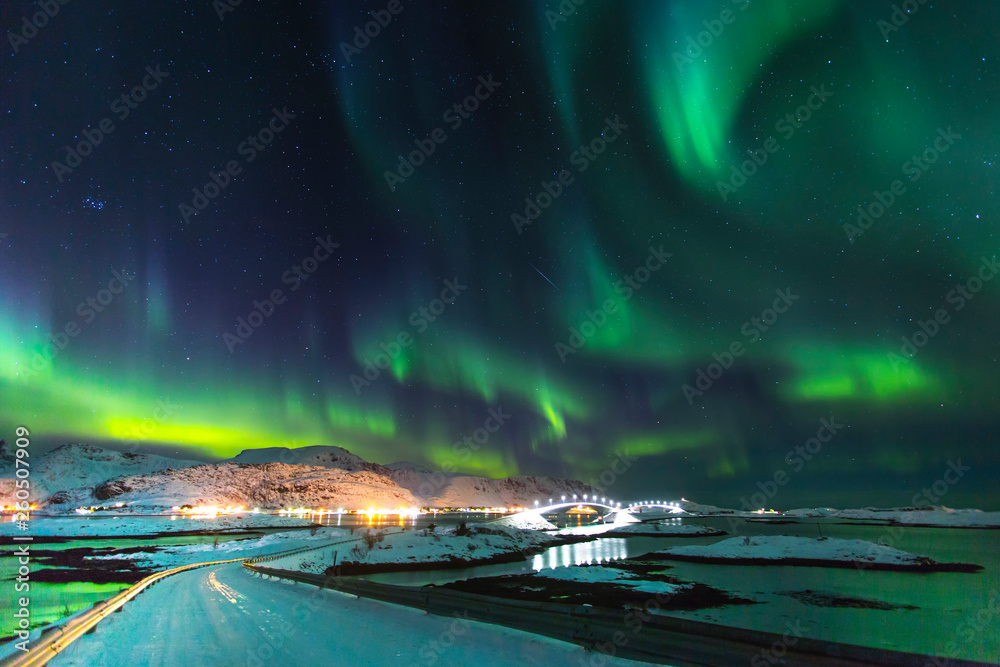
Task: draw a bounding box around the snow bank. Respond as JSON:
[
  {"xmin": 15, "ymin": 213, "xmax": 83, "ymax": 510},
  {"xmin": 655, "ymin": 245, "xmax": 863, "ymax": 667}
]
[
  {"xmin": 832, "ymin": 507, "xmax": 1000, "ymax": 527},
  {"xmin": 492, "ymin": 511, "xmax": 557, "ymax": 531},
  {"xmin": 286, "ymin": 524, "xmax": 558, "ymax": 573},
  {"xmin": 607, "ymin": 522, "xmax": 724, "ymax": 537},
  {"xmin": 653, "ymin": 536, "xmax": 945, "ymax": 568}
]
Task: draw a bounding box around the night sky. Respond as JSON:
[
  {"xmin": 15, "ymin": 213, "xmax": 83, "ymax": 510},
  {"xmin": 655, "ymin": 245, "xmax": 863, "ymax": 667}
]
[{"xmin": 2, "ymin": 0, "xmax": 998, "ymax": 509}]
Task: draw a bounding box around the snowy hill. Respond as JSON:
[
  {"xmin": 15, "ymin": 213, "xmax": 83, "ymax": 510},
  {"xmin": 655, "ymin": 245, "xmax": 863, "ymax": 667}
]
[
  {"xmin": 226, "ymin": 445, "xmax": 390, "ymax": 474},
  {"xmin": 90, "ymin": 462, "xmax": 416, "ymax": 510},
  {"xmin": 0, "ymin": 443, "xmax": 201, "ymax": 504}
]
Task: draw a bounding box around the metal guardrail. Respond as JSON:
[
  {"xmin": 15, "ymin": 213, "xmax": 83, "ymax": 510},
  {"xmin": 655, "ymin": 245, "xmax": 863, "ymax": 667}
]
[{"xmin": 244, "ymin": 563, "xmax": 997, "ymax": 667}]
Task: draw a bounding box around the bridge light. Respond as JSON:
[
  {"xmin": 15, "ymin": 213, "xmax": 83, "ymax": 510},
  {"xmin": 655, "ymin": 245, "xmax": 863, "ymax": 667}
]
[{"xmin": 561, "ymin": 495, "xmax": 566, "ymax": 501}]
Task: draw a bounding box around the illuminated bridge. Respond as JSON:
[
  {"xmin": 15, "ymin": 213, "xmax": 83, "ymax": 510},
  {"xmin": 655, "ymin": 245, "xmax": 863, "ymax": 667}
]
[{"xmin": 519, "ymin": 497, "xmax": 687, "ymax": 521}]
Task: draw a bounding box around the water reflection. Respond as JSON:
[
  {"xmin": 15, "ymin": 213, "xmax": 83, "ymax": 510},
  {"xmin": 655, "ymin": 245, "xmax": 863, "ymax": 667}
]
[{"xmin": 532, "ymin": 538, "xmax": 629, "ymax": 570}]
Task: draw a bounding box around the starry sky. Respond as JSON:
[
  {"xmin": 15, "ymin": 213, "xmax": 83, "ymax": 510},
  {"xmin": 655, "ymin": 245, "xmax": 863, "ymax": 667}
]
[{"xmin": 2, "ymin": 0, "xmax": 999, "ymax": 509}]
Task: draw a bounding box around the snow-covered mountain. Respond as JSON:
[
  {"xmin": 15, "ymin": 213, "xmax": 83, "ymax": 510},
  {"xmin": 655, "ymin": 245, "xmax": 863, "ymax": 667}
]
[
  {"xmin": 226, "ymin": 446, "xmax": 390, "ymax": 474},
  {"xmin": 0, "ymin": 443, "xmax": 601, "ymax": 511},
  {"xmin": 92, "ymin": 462, "xmax": 416, "ymax": 510},
  {"xmin": 0, "ymin": 443, "xmax": 201, "ymax": 505}
]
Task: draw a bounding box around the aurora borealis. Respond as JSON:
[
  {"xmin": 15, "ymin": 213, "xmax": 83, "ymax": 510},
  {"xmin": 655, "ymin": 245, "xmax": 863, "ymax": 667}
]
[{"xmin": 2, "ymin": 0, "xmax": 998, "ymax": 509}]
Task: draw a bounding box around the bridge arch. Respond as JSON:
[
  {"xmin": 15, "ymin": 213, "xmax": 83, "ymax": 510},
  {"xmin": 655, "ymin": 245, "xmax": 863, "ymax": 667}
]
[
  {"xmin": 530, "ymin": 501, "xmax": 621, "ymax": 515},
  {"xmin": 624, "ymin": 502, "xmax": 685, "ymax": 513}
]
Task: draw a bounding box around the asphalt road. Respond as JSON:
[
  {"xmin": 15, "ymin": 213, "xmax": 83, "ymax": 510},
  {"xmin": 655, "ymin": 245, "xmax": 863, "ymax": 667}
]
[{"xmin": 48, "ymin": 562, "xmax": 648, "ymax": 667}]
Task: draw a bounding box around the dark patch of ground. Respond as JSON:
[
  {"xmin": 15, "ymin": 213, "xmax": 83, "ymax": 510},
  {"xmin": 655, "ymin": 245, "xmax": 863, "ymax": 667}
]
[
  {"xmin": 780, "ymin": 589, "xmax": 918, "ymax": 610},
  {"xmin": 636, "ymin": 551, "xmax": 983, "ymax": 573},
  {"xmin": 1, "ymin": 546, "xmax": 160, "ymax": 584},
  {"xmin": 437, "ymin": 564, "xmax": 755, "ymax": 611},
  {"xmin": 22, "ymin": 568, "xmax": 148, "ymax": 584}
]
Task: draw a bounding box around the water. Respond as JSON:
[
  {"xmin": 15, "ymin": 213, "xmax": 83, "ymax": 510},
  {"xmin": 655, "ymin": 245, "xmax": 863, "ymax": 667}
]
[
  {"xmin": 0, "ymin": 531, "xmax": 258, "ymax": 640},
  {"xmin": 371, "ymin": 517, "xmax": 1000, "ymax": 663},
  {"xmin": 666, "ymin": 518, "xmax": 1000, "ymax": 663}
]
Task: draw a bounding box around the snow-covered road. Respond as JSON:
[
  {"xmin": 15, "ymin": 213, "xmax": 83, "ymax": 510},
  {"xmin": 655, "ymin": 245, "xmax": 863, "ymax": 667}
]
[{"xmin": 49, "ymin": 562, "xmax": 647, "ymax": 666}]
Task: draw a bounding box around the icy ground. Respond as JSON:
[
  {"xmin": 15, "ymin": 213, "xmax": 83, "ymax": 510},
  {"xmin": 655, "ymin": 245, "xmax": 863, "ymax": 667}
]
[{"xmin": 655, "ymin": 535, "xmax": 936, "ymax": 566}]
